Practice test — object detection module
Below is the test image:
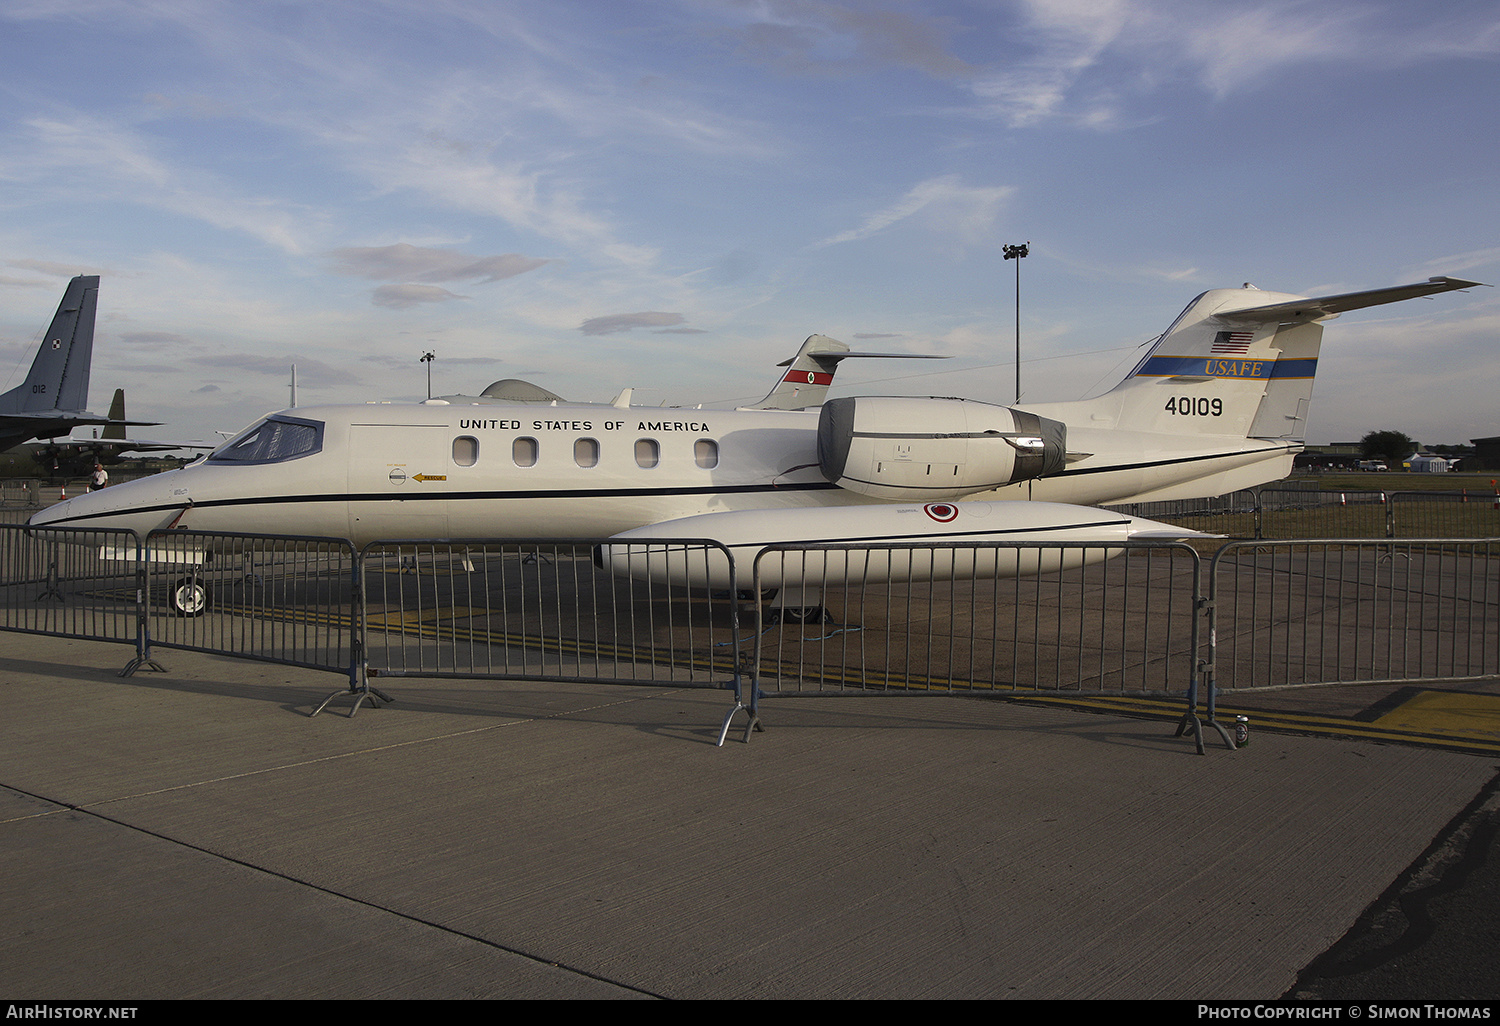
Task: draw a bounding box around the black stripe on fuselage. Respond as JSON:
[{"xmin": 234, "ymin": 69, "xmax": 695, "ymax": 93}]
[
  {"xmin": 31, "ymin": 481, "xmax": 841, "ymax": 527},
  {"xmin": 722, "ymin": 517, "xmax": 1132, "ymax": 549}
]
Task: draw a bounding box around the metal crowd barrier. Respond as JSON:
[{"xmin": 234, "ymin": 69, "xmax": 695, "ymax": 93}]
[
  {"xmin": 745, "ymin": 540, "xmax": 1216, "ymax": 748},
  {"xmin": 5, "ymin": 522, "xmax": 1497, "ymax": 752},
  {"xmin": 1, "ymin": 479, "xmax": 42, "ymax": 509},
  {"xmin": 0, "ymin": 524, "xmax": 146, "ymax": 655},
  {"xmin": 1206, "ymin": 539, "xmax": 1500, "ymax": 702},
  {"xmin": 139, "ymin": 529, "xmax": 360, "ymax": 694},
  {"xmin": 358, "ymin": 539, "xmax": 747, "ymax": 728},
  {"xmin": 1391, "ymin": 491, "xmax": 1500, "ymax": 539}
]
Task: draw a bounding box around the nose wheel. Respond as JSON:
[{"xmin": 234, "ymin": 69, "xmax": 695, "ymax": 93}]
[{"xmin": 169, "ymin": 576, "xmax": 211, "ymax": 617}]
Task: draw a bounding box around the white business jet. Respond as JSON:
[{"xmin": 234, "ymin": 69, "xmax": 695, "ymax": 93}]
[{"xmin": 28, "ymin": 275, "xmax": 1483, "ymax": 598}]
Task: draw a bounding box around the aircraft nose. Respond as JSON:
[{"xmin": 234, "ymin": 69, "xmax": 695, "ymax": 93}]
[{"xmin": 26, "ymin": 473, "xmax": 186, "ymax": 535}]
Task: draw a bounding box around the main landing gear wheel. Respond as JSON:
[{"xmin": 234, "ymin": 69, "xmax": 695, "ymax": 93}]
[
  {"xmin": 775, "ymin": 606, "xmax": 827, "ymax": 625},
  {"xmin": 169, "ymin": 576, "xmax": 211, "ymax": 617}
]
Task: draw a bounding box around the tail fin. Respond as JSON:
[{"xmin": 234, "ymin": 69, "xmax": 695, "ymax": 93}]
[
  {"xmin": 749, "ymin": 334, "xmax": 948, "ymax": 410},
  {"xmin": 0, "ymin": 275, "xmax": 99, "ymax": 415},
  {"xmin": 751, "ymin": 335, "xmax": 852, "ymax": 410},
  {"xmin": 1056, "ymin": 276, "xmax": 1485, "ymax": 439},
  {"xmin": 102, "ymin": 389, "xmax": 126, "ymax": 440}
]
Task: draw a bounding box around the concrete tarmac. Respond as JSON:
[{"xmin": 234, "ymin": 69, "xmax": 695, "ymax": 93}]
[{"xmin": 3, "ymin": 633, "xmax": 1499, "ymax": 1000}]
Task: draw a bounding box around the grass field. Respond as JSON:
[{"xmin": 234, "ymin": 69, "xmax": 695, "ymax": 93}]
[
  {"xmin": 1291, "ymin": 471, "xmax": 1500, "ymax": 493},
  {"xmin": 1153, "ymin": 474, "xmax": 1500, "ymax": 540}
]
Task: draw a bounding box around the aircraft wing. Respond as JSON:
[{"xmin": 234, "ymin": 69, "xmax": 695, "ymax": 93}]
[
  {"xmin": 113, "ymin": 437, "xmax": 216, "ymax": 455},
  {"xmin": 0, "ymin": 412, "xmax": 156, "ymax": 449},
  {"xmin": 1216, "ymin": 276, "xmax": 1487, "ymax": 323}
]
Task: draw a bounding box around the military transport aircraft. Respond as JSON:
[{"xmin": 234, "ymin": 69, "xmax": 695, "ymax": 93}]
[
  {"xmin": 28, "ymin": 274, "xmax": 1484, "ymax": 604},
  {"xmin": 2, "ymin": 389, "xmax": 215, "ymax": 482}
]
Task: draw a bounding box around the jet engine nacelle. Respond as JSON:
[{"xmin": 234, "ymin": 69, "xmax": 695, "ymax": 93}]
[
  {"xmin": 596, "ymin": 500, "xmax": 1203, "ymax": 591},
  {"xmin": 817, "ymin": 396, "xmax": 1067, "ymax": 500}
]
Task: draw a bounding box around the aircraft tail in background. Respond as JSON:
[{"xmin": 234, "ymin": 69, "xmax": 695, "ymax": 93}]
[
  {"xmin": 750, "ymin": 334, "xmax": 947, "ymax": 411},
  {"xmin": 1, "ymin": 274, "xmax": 98, "ymax": 418}
]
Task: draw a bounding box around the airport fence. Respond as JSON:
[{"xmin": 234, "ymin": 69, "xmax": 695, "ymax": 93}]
[
  {"xmin": 1108, "ymin": 486, "xmax": 1500, "ymax": 540},
  {"xmin": 1, "ymin": 525, "xmax": 1496, "ymax": 748}
]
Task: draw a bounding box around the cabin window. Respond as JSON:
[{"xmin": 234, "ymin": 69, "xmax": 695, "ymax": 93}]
[
  {"xmin": 209, "ymin": 415, "xmax": 323, "ymax": 465},
  {"xmin": 513, "ymin": 437, "xmax": 538, "ymax": 468},
  {"xmin": 453, "ymin": 436, "xmax": 478, "ymax": 467},
  {"xmin": 634, "ymin": 438, "xmax": 659, "ymax": 469},
  {"xmin": 694, "ymin": 438, "xmax": 718, "ymax": 469},
  {"xmin": 574, "ymin": 437, "xmax": 599, "ymax": 468}
]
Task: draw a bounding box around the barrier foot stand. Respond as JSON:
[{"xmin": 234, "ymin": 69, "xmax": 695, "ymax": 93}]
[
  {"xmin": 1203, "ymin": 715, "xmax": 1239, "ymax": 751},
  {"xmin": 35, "ymin": 559, "xmax": 64, "ymax": 603},
  {"xmin": 118, "ymin": 654, "xmax": 167, "ymax": 677},
  {"xmin": 311, "ymin": 681, "xmax": 394, "ymax": 719},
  {"xmin": 1177, "ymin": 709, "xmax": 1236, "ymax": 752},
  {"xmin": 1173, "ymin": 708, "xmax": 1206, "ymax": 755},
  {"xmin": 716, "ymin": 699, "xmax": 764, "ymax": 746}
]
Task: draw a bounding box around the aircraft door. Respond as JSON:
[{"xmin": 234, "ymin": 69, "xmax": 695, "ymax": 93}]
[{"xmin": 346, "ymin": 422, "xmax": 450, "ymax": 543}]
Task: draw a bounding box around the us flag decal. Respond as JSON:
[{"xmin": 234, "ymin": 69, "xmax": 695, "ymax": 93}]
[{"xmin": 1211, "ymin": 330, "xmax": 1254, "ymax": 353}]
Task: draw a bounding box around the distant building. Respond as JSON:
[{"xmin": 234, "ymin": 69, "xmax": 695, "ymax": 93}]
[
  {"xmin": 1471, "ymin": 437, "xmax": 1500, "ymax": 472},
  {"xmin": 1293, "ymin": 442, "xmax": 1362, "ymax": 471}
]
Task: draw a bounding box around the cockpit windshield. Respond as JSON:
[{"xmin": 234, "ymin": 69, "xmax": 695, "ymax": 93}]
[{"xmin": 208, "ymin": 415, "xmax": 324, "ymax": 465}]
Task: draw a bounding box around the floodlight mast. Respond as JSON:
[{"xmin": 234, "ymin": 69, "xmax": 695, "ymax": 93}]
[
  {"xmin": 1003, "ymin": 242, "xmax": 1030, "ymax": 404},
  {"xmin": 420, "ymin": 351, "xmax": 435, "ymax": 399}
]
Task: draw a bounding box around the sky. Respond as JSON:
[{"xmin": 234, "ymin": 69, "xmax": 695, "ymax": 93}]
[{"xmin": 0, "ymin": 0, "xmax": 1497, "ymax": 449}]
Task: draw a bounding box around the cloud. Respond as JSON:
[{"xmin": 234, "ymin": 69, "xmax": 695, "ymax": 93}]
[
  {"xmin": 0, "ymin": 275, "xmax": 51, "ymax": 289},
  {"xmin": 118, "ymin": 331, "xmax": 194, "ymax": 350},
  {"xmin": 579, "ymin": 311, "xmax": 687, "ymax": 335},
  {"xmin": 10, "ymin": 114, "xmax": 319, "ymax": 254},
  {"xmin": 816, "ymin": 174, "xmax": 1013, "ymax": 247},
  {"xmin": 965, "ymin": 1, "xmax": 1500, "ymax": 127},
  {"xmin": 371, "ymin": 283, "xmax": 467, "ymax": 309},
  {"xmin": 329, "ymin": 243, "xmax": 551, "ymax": 284},
  {"xmin": 716, "ymin": 0, "xmax": 974, "ymax": 79},
  {"xmin": 7, "ymin": 258, "xmax": 105, "ymax": 278},
  {"xmin": 187, "ymin": 353, "xmax": 348, "ymax": 386}
]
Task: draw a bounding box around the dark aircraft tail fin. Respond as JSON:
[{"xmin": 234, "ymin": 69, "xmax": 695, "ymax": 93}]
[
  {"xmin": 0, "ymin": 275, "xmax": 99, "ymax": 416},
  {"xmin": 102, "ymin": 389, "xmax": 126, "ymax": 440}
]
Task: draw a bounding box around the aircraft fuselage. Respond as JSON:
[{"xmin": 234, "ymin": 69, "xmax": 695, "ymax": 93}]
[{"xmin": 29, "ymin": 399, "xmax": 1293, "ymax": 544}]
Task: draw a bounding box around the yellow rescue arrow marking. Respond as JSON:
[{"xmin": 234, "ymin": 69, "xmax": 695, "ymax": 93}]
[{"xmin": 412, "ymin": 473, "xmax": 447, "ymax": 482}]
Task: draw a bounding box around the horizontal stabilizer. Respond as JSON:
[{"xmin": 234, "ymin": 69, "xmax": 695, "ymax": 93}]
[
  {"xmin": 775, "ymin": 350, "xmax": 947, "ymax": 367},
  {"xmin": 1217, "ymin": 276, "xmax": 1487, "ymax": 324}
]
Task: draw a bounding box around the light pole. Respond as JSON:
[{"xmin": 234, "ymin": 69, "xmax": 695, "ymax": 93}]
[
  {"xmin": 1003, "ymin": 242, "xmax": 1029, "ymax": 404},
  {"xmin": 420, "ymin": 351, "xmax": 435, "ymax": 399}
]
